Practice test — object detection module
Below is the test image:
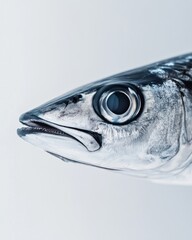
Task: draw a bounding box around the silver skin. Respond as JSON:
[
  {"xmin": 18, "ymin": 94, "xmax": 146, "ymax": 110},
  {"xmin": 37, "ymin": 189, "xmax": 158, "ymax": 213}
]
[{"xmin": 18, "ymin": 53, "xmax": 192, "ymax": 184}]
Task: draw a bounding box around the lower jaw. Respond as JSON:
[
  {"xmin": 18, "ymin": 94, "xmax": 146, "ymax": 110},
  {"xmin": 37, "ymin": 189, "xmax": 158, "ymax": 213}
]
[{"xmin": 19, "ymin": 131, "xmax": 89, "ymax": 159}]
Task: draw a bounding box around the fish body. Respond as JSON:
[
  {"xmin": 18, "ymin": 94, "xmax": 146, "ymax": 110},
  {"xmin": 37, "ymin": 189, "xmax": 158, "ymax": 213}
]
[{"xmin": 18, "ymin": 53, "xmax": 192, "ymax": 184}]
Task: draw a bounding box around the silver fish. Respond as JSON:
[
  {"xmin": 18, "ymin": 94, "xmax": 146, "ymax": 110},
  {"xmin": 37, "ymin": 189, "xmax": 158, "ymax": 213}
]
[{"xmin": 18, "ymin": 53, "xmax": 192, "ymax": 184}]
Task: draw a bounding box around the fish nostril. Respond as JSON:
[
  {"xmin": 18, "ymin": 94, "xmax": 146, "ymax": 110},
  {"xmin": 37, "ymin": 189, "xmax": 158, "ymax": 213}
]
[{"xmin": 72, "ymin": 97, "xmax": 78, "ymax": 103}]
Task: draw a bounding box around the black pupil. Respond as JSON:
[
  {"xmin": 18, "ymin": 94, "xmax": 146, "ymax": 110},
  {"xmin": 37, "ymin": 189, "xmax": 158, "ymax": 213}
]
[{"xmin": 107, "ymin": 91, "xmax": 130, "ymax": 114}]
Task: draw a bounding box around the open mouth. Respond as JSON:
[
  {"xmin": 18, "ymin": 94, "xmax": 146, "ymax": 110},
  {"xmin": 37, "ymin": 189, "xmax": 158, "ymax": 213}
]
[
  {"xmin": 17, "ymin": 120, "xmax": 72, "ymax": 138},
  {"xmin": 17, "ymin": 112, "xmax": 102, "ymax": 152}
]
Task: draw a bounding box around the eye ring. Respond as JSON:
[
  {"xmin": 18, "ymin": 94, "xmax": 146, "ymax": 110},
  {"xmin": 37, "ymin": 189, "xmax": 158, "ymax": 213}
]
[{"xmin": 93, "ymin": 84, "xmax": 143, "ymax": 125}]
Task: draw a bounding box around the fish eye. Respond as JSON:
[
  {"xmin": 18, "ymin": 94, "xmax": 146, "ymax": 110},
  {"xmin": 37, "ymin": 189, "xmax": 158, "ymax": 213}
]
[
  {"xmin": 93, "ymin": 84, "xmax": 143, "ymax": 124},
  {"xmin": 106, "ymin": 91, "xmax": 130, "ymax": 114}
]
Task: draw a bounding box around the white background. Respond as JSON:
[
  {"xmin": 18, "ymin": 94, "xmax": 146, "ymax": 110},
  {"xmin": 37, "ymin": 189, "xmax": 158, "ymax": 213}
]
[{"xmin": 1, "ymin": 0, "xmax": 192, "ymax": 239}]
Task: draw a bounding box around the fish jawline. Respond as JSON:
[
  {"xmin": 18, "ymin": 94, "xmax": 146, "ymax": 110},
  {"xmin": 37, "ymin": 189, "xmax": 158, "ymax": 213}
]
[{"xmin": 17, "ymin": 120, "xmax": 102, "ymax": 152}]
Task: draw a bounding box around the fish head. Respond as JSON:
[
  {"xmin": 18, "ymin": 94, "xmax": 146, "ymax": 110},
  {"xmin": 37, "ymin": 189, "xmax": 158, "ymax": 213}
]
[{"xmin": 18, "ymin": 54, "xmax": 192, "ymax": 179}]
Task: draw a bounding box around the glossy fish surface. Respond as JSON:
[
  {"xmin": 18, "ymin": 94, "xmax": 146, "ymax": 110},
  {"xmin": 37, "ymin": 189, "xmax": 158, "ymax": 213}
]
[{"xmin": 18, "ymin": 53, "xmax": 192, "ymax": 184}]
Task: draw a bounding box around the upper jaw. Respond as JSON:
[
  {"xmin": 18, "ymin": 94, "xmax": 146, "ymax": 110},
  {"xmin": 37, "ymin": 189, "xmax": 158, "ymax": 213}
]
[{"xmin": 18, "ymin": 111, "xmax": 102, "ymax": 152}]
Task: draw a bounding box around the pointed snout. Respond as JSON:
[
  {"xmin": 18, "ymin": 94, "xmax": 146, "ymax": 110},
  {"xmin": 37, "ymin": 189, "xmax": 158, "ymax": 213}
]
[
  {"xmin": 17, "ymin": 110, "xmax": 43, "ymax": 137},
  {"xmin": 19, "ymin": 111, "xmax": 42, "ymax": 126}
]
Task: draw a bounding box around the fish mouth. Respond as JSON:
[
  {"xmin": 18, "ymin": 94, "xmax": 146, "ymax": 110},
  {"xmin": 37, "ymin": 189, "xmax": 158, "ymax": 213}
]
[
  {"xmin": 17, "ymin": 120, "xmax": 71, "ymax": 137},
  {"xmin": 17, "ymin": 113, "xmax": 102, "ymax": 152}
]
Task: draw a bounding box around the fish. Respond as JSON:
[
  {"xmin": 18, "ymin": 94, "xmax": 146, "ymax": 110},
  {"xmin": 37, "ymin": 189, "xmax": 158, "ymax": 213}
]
[{"xmin": 18, "ymin": 53, "xmax": 192, "ymax": 185}]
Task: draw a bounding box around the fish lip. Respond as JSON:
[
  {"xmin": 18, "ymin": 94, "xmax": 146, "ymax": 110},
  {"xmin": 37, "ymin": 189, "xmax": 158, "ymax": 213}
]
[
  {"xmin": 17, "ymin": 126, "xmax": 72, "ymax": 138},
  {"xmin": 18, "ymin": 113, "xmax": 68, "ymax": 137},
  {"xmin": 18, "ymin": 113, "xmax": 69, "ymax": 137},
  {"xmin": 18, "ymin": 112, "xmax": 102, "ymax": 152}
]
